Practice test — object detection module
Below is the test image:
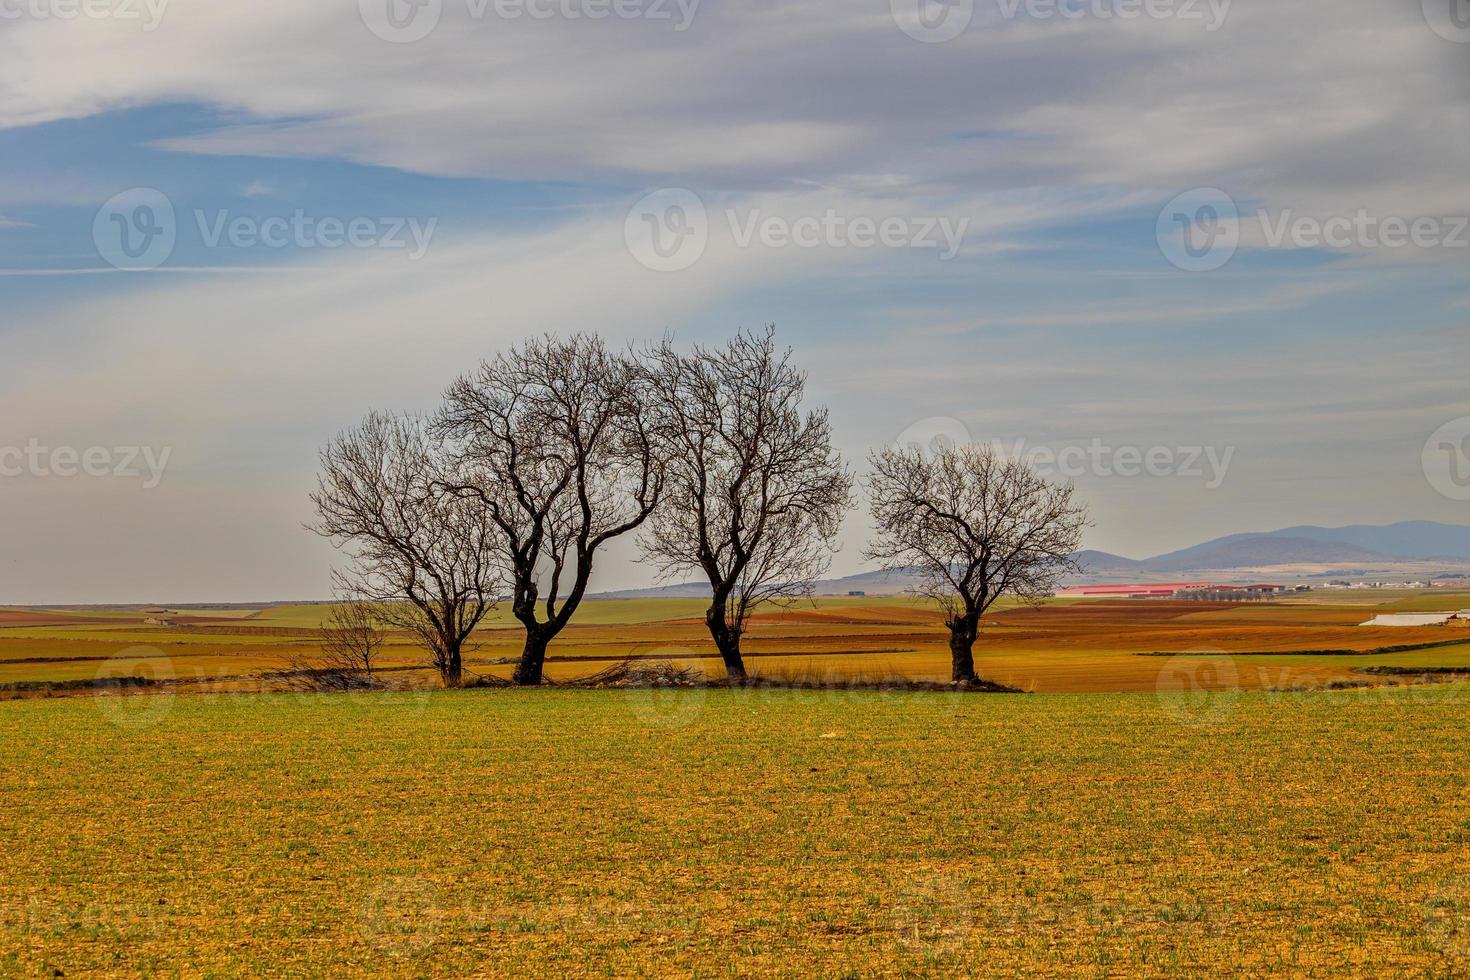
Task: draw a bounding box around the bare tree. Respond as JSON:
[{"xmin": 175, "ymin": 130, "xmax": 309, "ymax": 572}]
[
  {"xmin": 435, "ymin": 334, "xmax": 662, "ymax": 685},
  {"xmin": 865, "ymin": 445, "xmax": 1087, "ymax": 685},
  {"xmin": 319, "ymin": 598, "xmax": 386, "ymax": 681},
  {"xmin": 640, "ymin": 328, "xmax": 854, "ymax": 681},
  {"xmin": 285, "ymin": 597, "xmax": 386, "ymax": 691},
  {"xmin": 310, "ymin": 412, "xmax": 499, "ymax": 688}
]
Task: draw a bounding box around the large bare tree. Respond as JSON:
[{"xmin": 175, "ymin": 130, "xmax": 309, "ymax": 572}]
[
  {"xmin": 435, "ymin": 334, "xmax": 662, "ymax": 685},
  {"xmin": 310, "ymin": 412, "xmax": 499, "ymax": 688},
  {"xmin": 865, "ymin": 445, "xmax": 1087, "ymax": 685},
  {"xmin": 641, "ymin": 328, "xmax": 854, "ymax": 681}
]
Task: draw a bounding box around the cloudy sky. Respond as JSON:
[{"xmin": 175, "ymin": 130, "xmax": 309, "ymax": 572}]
[{"xmin": 1, "ymin": 0, "xmax": 1468, "ymax": 603}]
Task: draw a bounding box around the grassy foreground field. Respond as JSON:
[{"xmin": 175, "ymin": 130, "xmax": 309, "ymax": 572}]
[{"xmin": 4, "ymin": 686, "xmax": 1470, "ymax": 976}]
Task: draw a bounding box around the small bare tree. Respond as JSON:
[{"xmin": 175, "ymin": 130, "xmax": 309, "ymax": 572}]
[
  {"xmin": 865, "ymin": 444, "xmax": 1087, "ymax": 685},
  {"xmin": 310, "ymin": 412, "xmax": 500, "ymax": 688},
  {"xmin": 286, "ymin": 598, "xmax": 385, "ymax": 691},
  {"xmin": 435, "ymin": 334, "xmax": 662, "ymax": 685},
  {"xmin": 319, "ymin": 599, "xmax": 385, "ymax": 681},
  {"xmin": 641, "ymin": 328, "xmax": 854, "ymax": 680}
]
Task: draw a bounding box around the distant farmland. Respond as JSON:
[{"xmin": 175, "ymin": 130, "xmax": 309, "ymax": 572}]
[{"xmin": 4, "ymin": 591, "xmax": 1470, "ymax": 696}]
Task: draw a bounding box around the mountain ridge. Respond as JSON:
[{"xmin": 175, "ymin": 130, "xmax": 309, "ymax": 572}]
[
  {"xmin": 1111, "ymin": 521, "xmax": 1470, "ymax": 567},
  {"xmin": 595, "ymin": 522, "xmax": 1470, "ymax": 598}
]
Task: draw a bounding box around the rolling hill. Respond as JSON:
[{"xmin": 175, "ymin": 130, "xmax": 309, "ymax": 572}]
[
  {"xmin": 1071, "ymin": 522, "xmax": 1470, "ymax": 575},
  {"xmin": 1139, "ymin": 536, "xmax": 1392, "ymax": 571},
  {"xmin": 599, "ymin": 522, "xmax": 1470, "ymax": 597},
  {"xmin": 1242, "ymin": 521, "xmax": 1470, "ymax": 561}
]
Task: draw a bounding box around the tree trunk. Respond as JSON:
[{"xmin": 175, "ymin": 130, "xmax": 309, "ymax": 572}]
[
  {"xmin": 948, "ymin": 615, "xmax": 980, "ymax": 685},
  {"xmin": 713, "ymin": 630, "xmax": 747, "ymax": 682},
  {"xmin": 442, "ymin": 643, "xmax": 464, "ymax": 688},
  {"xmin": 514, "ymin": 632, "xmax": 550, "ymax": 686},
  {"xmin": 705, "ymin": 604, "xmax": 747, "ymax": 682}
]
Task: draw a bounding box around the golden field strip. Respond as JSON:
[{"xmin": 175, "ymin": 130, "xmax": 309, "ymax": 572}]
[
  {"xmin": 4, "ymin": 590, "xmax": 1470, "ymax": 695},
  {"xmin": 4, "ymin": 687, "xmax": 1470, "ymax": 975}
]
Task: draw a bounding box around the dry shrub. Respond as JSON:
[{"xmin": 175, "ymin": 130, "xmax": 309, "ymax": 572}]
[
  {"xmin": 278, "ymin": 665, "xmax": 381, "ymax": 693},
  {"xmin": 567, "ymin": 660, "xmax": 705, "ymax": 688},
  {"xmin": 464, "ymin": 672, "xmax": 515, "ymax": 688}
]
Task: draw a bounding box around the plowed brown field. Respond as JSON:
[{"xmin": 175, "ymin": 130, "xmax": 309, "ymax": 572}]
[{"xmin": 5, "ymin": 591, "xmax": 1470, "ymax": 695}]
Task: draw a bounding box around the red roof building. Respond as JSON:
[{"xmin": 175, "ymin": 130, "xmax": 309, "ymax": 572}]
[
  {"xmin": 1057, "ymin": 583, "xmax": 1216, "ymax": 598},
  {"xmin": 1058, "ymin": 583, "xmax": 1289, "ymax": 599}
]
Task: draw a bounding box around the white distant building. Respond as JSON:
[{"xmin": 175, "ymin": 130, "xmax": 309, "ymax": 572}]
[{"xmin": 1361, "ymin": 612, "xmax": 1470, "ymax": 627}]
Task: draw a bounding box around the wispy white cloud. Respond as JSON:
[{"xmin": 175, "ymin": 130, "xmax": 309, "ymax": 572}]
[
  {"xmin": 914, "ymin": 279, "xmax": 1360, "ymax": 333},
  {"xmin": 1, "ymin": 1, "xmax": 1465, "ymax": 224},
  {"xmin": 4, "ymin": 190, "xmax": 1464, "ymax": 600},
  {"xmin": 1, "ymin": 0, "xmax": 1467, "ymax": 600},
  {"xmin": 0, "ymin": 199, "xmax": 879, "ymax": 601}
]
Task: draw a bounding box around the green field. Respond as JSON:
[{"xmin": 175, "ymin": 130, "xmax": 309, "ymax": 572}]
[{"xmin": 4, "ymin": 686, "xmax": 1470, "ymax": 976}]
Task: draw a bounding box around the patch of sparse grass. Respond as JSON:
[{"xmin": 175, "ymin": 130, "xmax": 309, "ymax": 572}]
[{"xmin": 3, "ymin": 688, "xmax": 1470, "ymax": 975}]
